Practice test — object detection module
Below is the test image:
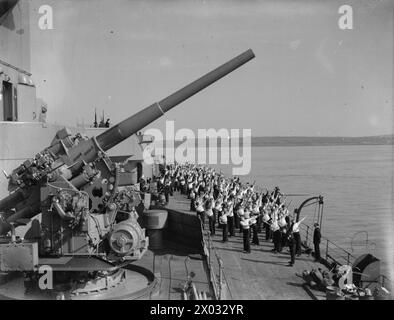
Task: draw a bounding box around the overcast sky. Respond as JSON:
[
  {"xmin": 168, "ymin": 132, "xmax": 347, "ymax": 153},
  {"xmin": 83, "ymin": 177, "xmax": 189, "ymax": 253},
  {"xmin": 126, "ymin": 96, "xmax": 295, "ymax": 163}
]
[{"xmin": 29, "ymin": 0, "xmax": 393, "ymax": 136}]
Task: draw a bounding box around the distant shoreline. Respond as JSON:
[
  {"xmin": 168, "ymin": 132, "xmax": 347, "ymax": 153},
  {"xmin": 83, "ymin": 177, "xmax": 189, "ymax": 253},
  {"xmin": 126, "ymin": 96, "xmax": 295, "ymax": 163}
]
[
  {"xmin": 162, "ymin": 135, "xmax": 393, "ymax": 147},
  {"xmin": 249, "ymin": 135, "xmax": 393, "ymax": 147}
]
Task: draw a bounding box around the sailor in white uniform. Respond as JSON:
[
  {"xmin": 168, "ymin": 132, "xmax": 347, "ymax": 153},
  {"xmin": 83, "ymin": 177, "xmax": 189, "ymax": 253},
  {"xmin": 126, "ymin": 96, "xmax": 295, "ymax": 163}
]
[{"xmin": 240, "ymin": 211, "xmax": 253, "ymax": 253}]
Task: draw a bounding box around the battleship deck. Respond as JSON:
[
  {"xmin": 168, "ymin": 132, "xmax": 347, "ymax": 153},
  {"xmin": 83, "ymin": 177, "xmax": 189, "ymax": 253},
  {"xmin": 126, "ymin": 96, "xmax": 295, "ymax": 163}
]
[
  {"xmin": 166, "ymin": 192, "xmax": 327, "ymax": 300},
  {"xmin": 0, "ymin": 191, "xmax": 326, "ymax": 300},
  {"xmin": 132, "ymin": 243, "xmax": 212, "ymax": 300}
]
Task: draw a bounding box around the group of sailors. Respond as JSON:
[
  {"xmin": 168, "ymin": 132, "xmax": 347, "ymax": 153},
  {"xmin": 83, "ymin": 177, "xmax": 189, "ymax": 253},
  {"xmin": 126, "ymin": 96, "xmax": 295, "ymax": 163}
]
[{"xmin": 155, "ymin": 163, "xmax": 322, "ymax": 267}]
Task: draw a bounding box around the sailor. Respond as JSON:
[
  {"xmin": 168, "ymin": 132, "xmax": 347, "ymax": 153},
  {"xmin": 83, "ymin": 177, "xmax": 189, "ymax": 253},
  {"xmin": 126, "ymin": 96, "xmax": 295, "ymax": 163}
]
[
  {"xmin": 195, "ymin": 196, "xmax": 205, "ymax": 229},
  {"xmin": 164, "ymin": 178, "xmax": 171, "ymax": 203},
  {"xmin": 313, "ymin": 223, "xmax": 321, "ymax": 262},
  {"xmin": 280, "ymin": 224, "xmax": 288, "ymax": 250},
  {"xmin": 213, "ymin": 183, "xmax": 220, "ymax": 200},
  {"xmin": 189, "ymin": 189, "xmax": 196, "ymax": 211},
  {"xmin": 159, "ymin": 174, "xmax": 165, "ymax": 186},
  {"xmin": 257, "ymin": 205, "xmax": 264, "ymax": 233},
  {"xmin": 227, "ymin": 197, "xmax": 235, "ymax": 237},
  {"xmin": 286, "ymin": 219, "xmax": 296, "ymax": 267},
  {"xmin": 219, "ymin": 204, "xmax": 229, "ymax": 243},
  {"xmin": 237, "ymin": 205, "xmax": 245, "ymax": 234},
  {"xmin": 194, "ymin": 182, "xmax": 199, "ymax": 197},
  {"xmin": 292, "ymin": 216, "xmax": 307, "ymax": 257},
  {"xmin": 271, "ymin": 218, "xmax": 281, "ymax": 253},
  {"xmin": 278, "ymin": 213, "xmax": 287, "ymax": 229},
  {"xmin": 180, "ymin": 176, "xmax": 186, "ymax": 194},
  {"xmin": 248, "ymin": 202, "xmax": 258, "ymax": 245},
  {"xmin": 233, "ymin": 199, "xmax": 241, "ymax": 230},
  {"xmin": 262, "ymin": 207, "xmax": 271, "ymax": 240},
  {"xmin": 173, "ymin": 174, "xmax": 179, "ymax": 192},
  {"xmin": 273, "ymin": 186, "xmax": 281, "ymax": 198},
  {"xmin": 215, "ymin": 196, "xmax": 223, "ymax": 226},
  {"xmin": 206, "ymin": 197, "xmax": 215, "ymax": 236},
  {"xmin": 240, "ymin": 211, "xmax": 251, "ymax": 253},
  {"xmin": 250, "ymin": 214, "xmax": 259, "ymax": 245},
  {"xmin": 188, "ymin": 178, "xmax": 194, "ymax": 196},
  {"xmin": 198, "ymin": 181, "xmax": 205, "ymax": 195}
]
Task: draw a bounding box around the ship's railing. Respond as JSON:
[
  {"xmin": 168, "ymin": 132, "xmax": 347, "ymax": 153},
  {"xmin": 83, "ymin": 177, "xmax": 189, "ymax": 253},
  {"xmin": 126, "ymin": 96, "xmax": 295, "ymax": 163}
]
[
  {"xmin": 299, "ymin": 223, "xmax": 356, "ymax": 266},
  {"xmin": 200, "ymin": 222, "xmax": 226, "ymax": 300},
  {"xmin": 299, "ymin": 222, "xmax": 392, "ymax": 293},
  {"xmin": 360, "ymin": 274, "xmax": 391, "ymax": 290}
]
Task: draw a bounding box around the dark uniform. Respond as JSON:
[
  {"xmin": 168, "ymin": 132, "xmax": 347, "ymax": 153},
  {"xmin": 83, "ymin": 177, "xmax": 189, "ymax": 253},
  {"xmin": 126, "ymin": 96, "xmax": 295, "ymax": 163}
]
[
  {"xmin": 220, "ymin": 213, "xmax": 228, "ymax": 243},
  {"xmin": 256, "ymin": 214, "xmax": 263, "ymax": 233},
  {"xmin": 164, "ymin": 181, "xmax": 171, "ymax": 203},
  {"xmin": 241, "ymin": 219, "xmax": 251, "ymax": 253},
  {"xmin": 228, "ymin": 214, "xmax": 235, "ymax": 237},
  {"xmin": 234, "ymin": 202, "xmax": 241, "ymax": 229},
  {"xmin": 209, "ymin": 210, "xmax": 216, "ymax": 236},
  {"xmin": 286, "ymin": 223, "xmax": 296, "ymax": 266},
  {"xmin": 272, "ymin": 229, "xmax": 282, "ymax": 252},
  {"xmin": 251, "ymin": 217, "xmax": 259, "ymax": 245},
  {"xmin": 294, "ymin": 231, "xmax": 302, "ymax": 256},
  {"xmin": 264, "ymin": 221, "xmax": 272, "ymax": 240},
  {"xmin": 190, "ymin": 196, "xmax": 196, "ymax": 211},
  {"xmin": 313, "ymin": 224, "xmax": 322, "ymax": 261}
]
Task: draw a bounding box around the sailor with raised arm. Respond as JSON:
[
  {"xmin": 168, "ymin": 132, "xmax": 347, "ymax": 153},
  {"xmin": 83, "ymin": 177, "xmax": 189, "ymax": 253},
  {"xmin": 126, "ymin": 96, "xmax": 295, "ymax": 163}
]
[
  {"xmin": 262, "ymin": 204, "xmax": 271, "ymax": 240},
  {"xmin": 219, "ymin": 203, "xmax": 229, "ymax": 243},
  {"xmin": 227, "ymin": 197, "xmax": 235, "ymax": 237},
  {"xmin": 292, "ymin": 215, "xmax": 307, "ymax": 256},
  {"xmin": 195, "ymin": 194, "xmax": 206, "ymax": 229},
  {"xmin": 215, "ymin": 195, "xmax": 223, "ymax": 226},
  {"xmin": 205, "ymin": 196, "xmax": 215, "ymax": 236},
  {"xmin": 241, "ymin": 208, "xmax": 253, "ymax": 253},
  {"xmin": 251, "ymin": 202, "xmax": 260, "ymax": 245},
  {"xmin": 271, "ymin": 208, "xmax": 282, "ymax": 253}
]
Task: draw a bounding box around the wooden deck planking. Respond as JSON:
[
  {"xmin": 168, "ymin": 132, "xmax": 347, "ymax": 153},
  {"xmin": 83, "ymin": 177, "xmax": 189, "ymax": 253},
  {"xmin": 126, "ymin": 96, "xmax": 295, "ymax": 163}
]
[
  {"xmin": 135, "ymin": 192, "xmax": 325, "ymax": 300},
  {"xmin": 205, "ymin": 225, "xmax": 323, "ymax": 300},
  {"xmin": 167, "ymin": 193, "xmax": 323, "ymax": 300},
  {"xmin": 133, "ymin": 247, "xmax": 211, "ymax": 299}
]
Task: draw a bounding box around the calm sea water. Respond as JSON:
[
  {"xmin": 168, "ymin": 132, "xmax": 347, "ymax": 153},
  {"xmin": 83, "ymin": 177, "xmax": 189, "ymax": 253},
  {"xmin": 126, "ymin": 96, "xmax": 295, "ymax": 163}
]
[{"xmin": 207, "ymin": 145, "xmax": 393, "ymax": 277}]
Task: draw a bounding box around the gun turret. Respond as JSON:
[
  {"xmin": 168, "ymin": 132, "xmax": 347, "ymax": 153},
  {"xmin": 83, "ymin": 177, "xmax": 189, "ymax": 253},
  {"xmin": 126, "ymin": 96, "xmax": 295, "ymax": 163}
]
[{"xmin": 0, "ymin": 50, "xmax": 255, "ymax": 271}]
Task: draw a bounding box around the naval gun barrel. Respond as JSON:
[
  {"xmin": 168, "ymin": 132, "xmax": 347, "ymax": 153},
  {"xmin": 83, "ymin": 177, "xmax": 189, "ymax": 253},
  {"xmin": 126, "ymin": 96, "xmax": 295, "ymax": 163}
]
[
  {"xmin": 96, "ymin": 49, "xmax": 255, "ymax": 151},
  {"xmin": 0, "ymin": 49, "xmax": 254, "ymax": 236}
]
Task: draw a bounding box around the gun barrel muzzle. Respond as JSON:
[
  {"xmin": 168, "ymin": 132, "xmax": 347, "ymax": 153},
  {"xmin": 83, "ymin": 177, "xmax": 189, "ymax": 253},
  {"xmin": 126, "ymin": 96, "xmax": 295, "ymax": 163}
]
[{"xmin": 96, "ymin": 49, "xmax": 255, "ymax": 151}]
